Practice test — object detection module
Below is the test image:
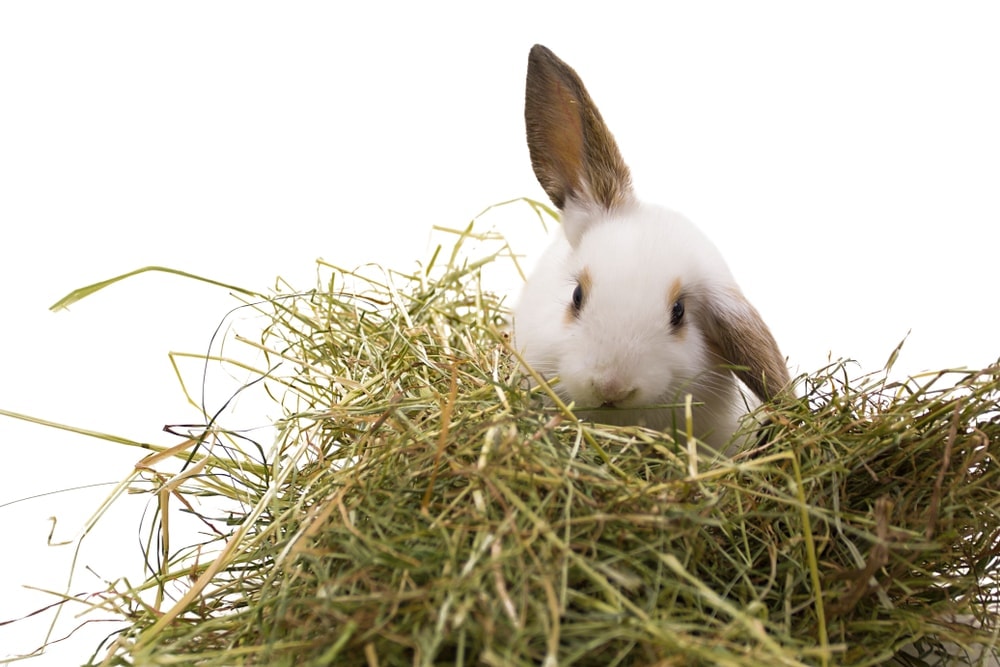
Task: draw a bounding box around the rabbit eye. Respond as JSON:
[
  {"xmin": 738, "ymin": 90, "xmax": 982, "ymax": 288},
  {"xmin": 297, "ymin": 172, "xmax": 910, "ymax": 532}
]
[
  {"xmin": 568, "ymin": 269, "xmax": 591, "ymax": 319},
  {"xmin": 670, "ymin": 299, "xmax": 685, "ymax": 326},
  {"xmin": 571, "ymin": 283, "xmax": 584, "ymax": 313}
]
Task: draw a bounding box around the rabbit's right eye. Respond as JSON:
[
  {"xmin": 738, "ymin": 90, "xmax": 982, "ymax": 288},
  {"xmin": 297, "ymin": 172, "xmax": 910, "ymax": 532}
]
[
  {"xmin": 569, "ymin": 269, "xmax": 591, "ymax": 318},
  {"xmin": 571, "ymin": 283, "xmax": 584, "ymax": 312},
  {"xmin": 670, "ymin": 299, "xmax": 685, "ymax": 327}
]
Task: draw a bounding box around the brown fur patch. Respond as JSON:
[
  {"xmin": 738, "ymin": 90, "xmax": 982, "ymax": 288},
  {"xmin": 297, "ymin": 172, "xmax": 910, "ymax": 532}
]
[
  {"xmin": 667, "ymin": 277, "xmax": 683, "ymax": 306},
  {"xmin": 578, "ymin": 267, "xmax": 592, "ymax": 297}
]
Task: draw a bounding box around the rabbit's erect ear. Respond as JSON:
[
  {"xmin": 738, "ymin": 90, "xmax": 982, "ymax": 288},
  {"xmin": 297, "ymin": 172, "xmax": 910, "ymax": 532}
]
[
  {"xmin": 698, "ymin": 287, "xmax": 791, "ymax": 404},
  {"xmin": 525, "ymin": 45, "xmax": 633, "ymax": 215}
]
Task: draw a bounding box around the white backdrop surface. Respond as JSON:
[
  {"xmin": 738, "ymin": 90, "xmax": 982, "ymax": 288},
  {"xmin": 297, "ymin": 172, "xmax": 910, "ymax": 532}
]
[{"xmin": 1, "ymin": 3, "xmax": 998, "ymax": 663}]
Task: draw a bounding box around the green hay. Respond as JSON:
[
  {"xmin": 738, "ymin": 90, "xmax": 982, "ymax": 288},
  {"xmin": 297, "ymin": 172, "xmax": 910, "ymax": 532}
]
[{"xmin": 7, "ymin": 203, "xmax": 999, "ymax": 666}]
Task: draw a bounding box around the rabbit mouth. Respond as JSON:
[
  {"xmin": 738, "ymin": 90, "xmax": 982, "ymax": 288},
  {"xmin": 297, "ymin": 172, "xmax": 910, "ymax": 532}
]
[{"xmin": 594, "ymin": 400, "xmax": 642, "ymax": 411}]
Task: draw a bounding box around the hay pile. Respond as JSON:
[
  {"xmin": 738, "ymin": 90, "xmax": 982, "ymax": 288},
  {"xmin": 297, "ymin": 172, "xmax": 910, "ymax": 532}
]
[{"xmin": 41, "ymin": 215, "xmax": 1000, "ymax": 665}]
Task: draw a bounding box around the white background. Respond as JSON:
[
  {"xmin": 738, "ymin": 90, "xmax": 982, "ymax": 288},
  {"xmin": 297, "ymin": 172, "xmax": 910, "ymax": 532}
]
[{"xmin": 2, "ymin": 3, "xmax": 999, "ymax": 663}]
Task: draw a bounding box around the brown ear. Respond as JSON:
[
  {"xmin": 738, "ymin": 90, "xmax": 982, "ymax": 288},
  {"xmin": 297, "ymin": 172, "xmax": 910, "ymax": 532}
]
[
  {"xmin": 525, "ymin": 44, "xmax": 632, "ymax": 213},
  {"xmin": 699, "ymin": 286, "xmax": 790, "ymax": 403}
]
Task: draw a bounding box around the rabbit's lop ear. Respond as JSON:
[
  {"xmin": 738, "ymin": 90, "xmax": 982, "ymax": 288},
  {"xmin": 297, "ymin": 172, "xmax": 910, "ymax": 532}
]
[
  {"xmin": 700, "ymin": 287, "xmax": 791, "ymax": 404},
  {"xmin": 525, "ymin": 45, "xmax": 633, "ymax": 224}
]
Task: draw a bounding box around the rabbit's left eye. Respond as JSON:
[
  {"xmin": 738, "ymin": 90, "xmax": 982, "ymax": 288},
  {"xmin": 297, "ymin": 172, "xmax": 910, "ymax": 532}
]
[
  {"xmin": 571, "ymin": 283, "xmax": 584, "ymax": 312},
  {"xmin": 670, "ymin": 299, "xmax": 685, "ymax": 326}
]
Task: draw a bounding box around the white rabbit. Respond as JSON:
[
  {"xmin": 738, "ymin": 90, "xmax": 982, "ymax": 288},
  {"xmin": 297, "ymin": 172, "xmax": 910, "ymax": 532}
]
[{"xmin": 514, "ymin": 44, "xmax": 790, "ymax": 453}]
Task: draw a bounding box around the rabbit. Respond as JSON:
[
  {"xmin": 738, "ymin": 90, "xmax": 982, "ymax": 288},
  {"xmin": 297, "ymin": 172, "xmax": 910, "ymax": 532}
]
[{"xmin": 513, "ymin": 44, "xmax": 790, "ymax": 454}]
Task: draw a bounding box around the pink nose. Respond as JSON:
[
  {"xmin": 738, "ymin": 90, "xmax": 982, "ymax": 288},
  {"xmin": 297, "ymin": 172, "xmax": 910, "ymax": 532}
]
[{"xmin": 593, "ymin": 378, "xmax": 637, "ymax": 405}]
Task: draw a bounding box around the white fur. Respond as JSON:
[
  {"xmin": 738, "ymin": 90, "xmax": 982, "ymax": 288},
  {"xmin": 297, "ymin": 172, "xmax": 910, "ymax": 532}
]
[{"xmin": 514, "ymin": 199, "xmax": 751, "ymax": 453}]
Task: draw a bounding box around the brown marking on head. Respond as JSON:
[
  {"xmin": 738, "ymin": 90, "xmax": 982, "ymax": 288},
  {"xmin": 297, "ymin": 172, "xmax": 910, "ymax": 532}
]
[
  {"xmin": 525, "ymin": 45, "xmax": 633, "ymax": 213},
  {"xmin": 667, "ymin": 277, "xmax": 683, "ymax": 306},
  {"xmin": 578, "ymin": 267, "xmax": 593, "ymax": 296}
]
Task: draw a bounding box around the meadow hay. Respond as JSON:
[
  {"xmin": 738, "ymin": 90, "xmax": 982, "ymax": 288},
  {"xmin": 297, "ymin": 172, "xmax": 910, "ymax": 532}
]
[{"xmin": 10, "ymin": 205, "xmax": 1000, "ymax": 666}]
